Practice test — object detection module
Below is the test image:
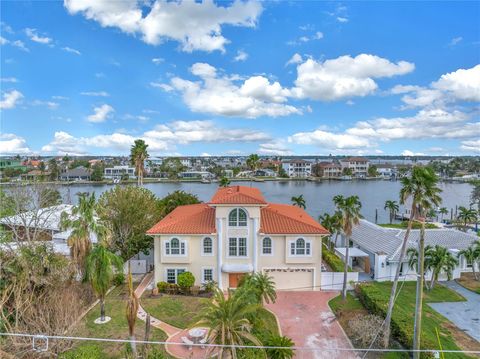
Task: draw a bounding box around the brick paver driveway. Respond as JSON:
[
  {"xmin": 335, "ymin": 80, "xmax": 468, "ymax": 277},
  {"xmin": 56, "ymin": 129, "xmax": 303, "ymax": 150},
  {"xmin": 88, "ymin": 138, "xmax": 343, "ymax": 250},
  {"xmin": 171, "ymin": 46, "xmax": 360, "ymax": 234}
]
[{"xmin": 265, "ymin": 291, "xmax": 358, "ymax": 359}]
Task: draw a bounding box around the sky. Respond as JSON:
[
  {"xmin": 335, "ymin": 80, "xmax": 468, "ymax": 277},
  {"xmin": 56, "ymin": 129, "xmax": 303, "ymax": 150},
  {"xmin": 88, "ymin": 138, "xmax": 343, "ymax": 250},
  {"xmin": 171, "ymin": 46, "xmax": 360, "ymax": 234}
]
[{"xmin": 0, "ymin": 0, "xmax": 479, "ymax": 157}]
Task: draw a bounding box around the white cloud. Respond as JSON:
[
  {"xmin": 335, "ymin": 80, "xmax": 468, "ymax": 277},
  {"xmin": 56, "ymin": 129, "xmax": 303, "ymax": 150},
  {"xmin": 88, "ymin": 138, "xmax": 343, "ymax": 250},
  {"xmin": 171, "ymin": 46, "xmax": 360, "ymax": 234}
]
[
  {"xmin": 448, "ymin": 37, "xmax": 462, "ymax": 46},
  {"xmin": 460, "ymin": 140, "xmax": 480, "ymax": 153},
  {"xmin": 152, "ymin": 57, "xmax": 164, "ymax": 65},
  {"xmin": 62, "ymin": 46, "xmax": 81, "ymax": 55},
  {"xmin": 12, "ymin": 40, "xmax": 29, "ymax": 52},
  {"xmin": 32, "ymin": 99, "xmax": 59, "ymax": 109},
  {"xmin": 0, "ymin": 36, "xmax": 8, "ymax": 45},
  {"xmin": 287, "ymin": 31, "xmax": 323, "ymax": 45},
  {"xmin": 286, "ymin": 53, "xmax": 302, "ymax": 66},
  {"xmin": 81, "ymin": 91, "xmax": 109, "ymax": 97},
  {"xmin": 158, "ymin": 62, "xmax": 301, "ymax": 118},
  {"xmin": 64, "ymin": 0, "xmax": 263, "ymax": 52},
  {"xmin": 0, "ymin": 90, "xmax": 23, "ymax": 109},
  {"xmin": 87, "ymin": 104, "xmax": 114, "ymax": 123},
  {"xmin": 25, "ymin": 28, "xmax": 52, "ymax": 44},
  {"xmin": 289, "ymin": 129, "xmax": 372, "ymax": 150},
  {"xmin": 402, "ymin": 150, "xmax": 426, "ymax": 156},
  {"xmin": 0, "ymin": 133, "xmax": 31, "ymax": 154},
  {"xmin": 293, "ymin": 54, "xmax": 415, "ymax": 101},
  {"xmin": 337, "ymin": 17, "xmax": 349, "ymax": 23},
  {"xmin": 432, "ymin": 64, "xmax": 480, "ymax": 102},
  {"xmin": 258, "ymin": 140, "xmax": 293, "ymax": 155},
  {"xmin": 1, "ymin": 77, "xmax": 18, "ymax": 83},
  {"xmin": 41, "ymin": 120, "xmax": 270, "ymax": 155},
  {"xmin": 233, "ymin": 50, "xmax": 248, "ymax": 62}
]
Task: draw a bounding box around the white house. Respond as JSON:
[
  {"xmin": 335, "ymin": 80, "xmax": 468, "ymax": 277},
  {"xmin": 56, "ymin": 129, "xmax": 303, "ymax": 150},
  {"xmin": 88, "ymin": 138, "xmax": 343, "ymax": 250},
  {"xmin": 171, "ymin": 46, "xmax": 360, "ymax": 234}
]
[
  {"xmin": 281, "ymin": 160, "xmax": 312, "ymax": 178},
  {"xmin": 104, "ymin": 165, "xmax": 136, "ymax": 179},
  {"xmin": 340, "ymin": 157, "xmax": 370, "ymax": 178},
  {"xmin": 147, "ymin": 186, "xmax": 329, "ymax": 290}
]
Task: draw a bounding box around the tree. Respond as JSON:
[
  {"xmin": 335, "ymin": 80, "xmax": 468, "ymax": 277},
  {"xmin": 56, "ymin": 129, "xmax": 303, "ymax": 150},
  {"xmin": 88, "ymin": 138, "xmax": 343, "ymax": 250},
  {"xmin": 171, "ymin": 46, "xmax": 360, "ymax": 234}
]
[
  {"xmin": 194, "ymin": 288, "xmax": 263, "ymax": 359},
  {"xmin": 97, "ymin": 186, "xmax": 162, "ymax": 260},
  {"xmin": 246, "ymin": 154, "xmax": 260, "ymax": 185},
  {"xmin": 39, "ymin": 187, "xmax": 62, "ymax": 208},
  {"xmin": 426, "ymin": 245, "xmax": 458, "ymax": 289},
  {"xmin": 291, "ymin": 194, "xmax": 306, "ymax": 209},
  {"xmin": 342, "ymin": 167, "xmax": 353, "ymax": 176},
  {"xmin": 0, "ymin": 188, "xmax": 15, "ymax": 218},
  {"xmin": 383, "ymin": 166, "xmax": 441, "ymax": 354},
  {"xmin": 48, "ymin": 158, "xmax": 60, "ymax": 181},
  {"xmin": 471, "ymin": 180, "xmax": 480, "ymax": 211},
  {"xmin": 458, "ymin": 244, "xmax": 480, "ymax": 280},
  {"xmin": 439, "ymin": 207, "xmax": 448, "ymax": 222},
  {"xmin": 61, "ymin": 192, "xmax": 104, "ymax": 275},
  {"xmin": 126, "ymin": 267, "xmax": 139, "ymax": 356},
  {"xmin": 177, "ymin": 271, "xmax": 195, "ymax": 292},
  {"xmin": 91, "ymin": 162, "xmax": 105, "ymax": 182},
  {"xmin": 240, "ymin": 272, "xmax": 277, "ymax": 304},
  {"xmin": 157, "ymin": 190, "xmax": 200, "ymax": 218},
  {"xmin": 263, "ymin": 335, "xmax": 294, "ymax": 359},
  {"xmin": 456, "ymin": 206, "xmax": 477, "ymax": 231},
  {"xmin": 130, "ymin": 139, "xmax": 149, "ymax": 186},
  {"xmin": 384, "ymin": 200, "xmax": 399, "ymax": 224},
  {"xmin": 368, "ymin": 165, "xmax": 378, "ymax": 177},
  {"xmin": 219, "ymin": 177, "xmax": 231, "ymax": 187},
  {"xmin": 335, "ymin": 195, "xmax": 362, "ymax": 300},
  {"xmin": 160, "ymin": 157, "xmax": 185, "ymax": 179},
  {"xmin": 85, "ymin": 240, "xmax": 123, "ymax": 322}
]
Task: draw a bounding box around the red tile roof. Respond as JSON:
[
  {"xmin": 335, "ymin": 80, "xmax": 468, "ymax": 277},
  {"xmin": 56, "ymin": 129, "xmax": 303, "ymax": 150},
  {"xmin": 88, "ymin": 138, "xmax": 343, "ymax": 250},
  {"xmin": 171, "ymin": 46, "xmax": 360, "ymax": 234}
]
[
  {"xmin": 146, "ymin": 204, "xmax": 215, "ymax": 235},
  {"xmin": 260, "ymin": 204, "xmax": 329, "ymax": 235},
  {"xmin": 209, "ymin": 186, "xmax": 267, "ymax": 205}
]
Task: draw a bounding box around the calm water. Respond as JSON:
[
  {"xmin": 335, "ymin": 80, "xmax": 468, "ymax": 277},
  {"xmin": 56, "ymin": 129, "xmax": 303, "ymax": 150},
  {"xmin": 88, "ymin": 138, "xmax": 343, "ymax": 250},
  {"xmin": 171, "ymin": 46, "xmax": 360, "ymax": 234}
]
[{"xmin": 58, "ymin": 180, "xmax": 474, "ymax": 224}]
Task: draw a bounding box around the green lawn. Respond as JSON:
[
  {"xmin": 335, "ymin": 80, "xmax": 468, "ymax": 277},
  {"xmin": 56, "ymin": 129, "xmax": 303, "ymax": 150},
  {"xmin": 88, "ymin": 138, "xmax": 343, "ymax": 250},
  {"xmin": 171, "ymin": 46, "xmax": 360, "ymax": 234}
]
[
  {"xmin": 378, "ymin": 222, "xmax": 439, "ymax": 229},
  {"xmin": 357, "ymin": 282, "xmax": 478, "ymax": 359},
  {"xmin": 141, "ymin": 294, "xmax": 210, "ymax": 329},
  {"xmin": 62, "ymin": 285, "xmax": 172, "ymax": 359}
]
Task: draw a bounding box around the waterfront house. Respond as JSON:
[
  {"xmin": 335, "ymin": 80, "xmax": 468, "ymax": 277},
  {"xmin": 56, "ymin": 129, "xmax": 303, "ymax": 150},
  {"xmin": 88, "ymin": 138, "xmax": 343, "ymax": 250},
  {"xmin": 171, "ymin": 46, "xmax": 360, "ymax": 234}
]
[
  {"xmin": 147, "ymin": 186, "xmax": 329, "ymax": 290},
  {"xmin": 340, "ymin": 157, "xmax": 370, "ymax": 178},
  {"xmin": 315, "ymin": 162, "xmax": 342, "ymax": 178},
  {"xmin": 104, "ymin": 165, "xmax": 136, "ymax": 180},
  {"xmin": 59, "ymin": 166, "xmax": 91, "ymax": 181},
  {"xmin": 335, "ymin": 219, "xmax": 478, "ymax": 281},
  {"xmin": 281, "ymin": 159, "xmax": 312, "ymax": 178}
]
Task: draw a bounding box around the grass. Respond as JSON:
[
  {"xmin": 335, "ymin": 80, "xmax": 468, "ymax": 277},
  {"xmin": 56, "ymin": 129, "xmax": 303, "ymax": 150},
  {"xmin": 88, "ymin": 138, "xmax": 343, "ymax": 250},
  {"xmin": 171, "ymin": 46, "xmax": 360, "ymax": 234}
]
[
  {"xmin": 357, "ymin": 282, "xmax": 479, "ymax": 359},
  {"xmin": 456, "ymin": 272, "xmax": 480, "ymax": 294},
  {"xmin": 254, "ymin": 308, "xmax": 280, "ymax": 336},
  {"xmin": 378, "ymin": 222, "xmax": 439, "ymax": 229},
  {"xmin": 141, "ymin": 294, "xmax": 210, "ymax": 329},
  {"xmin": 63, "ymin": 285, "xmax": 172, "ymax": 359}
]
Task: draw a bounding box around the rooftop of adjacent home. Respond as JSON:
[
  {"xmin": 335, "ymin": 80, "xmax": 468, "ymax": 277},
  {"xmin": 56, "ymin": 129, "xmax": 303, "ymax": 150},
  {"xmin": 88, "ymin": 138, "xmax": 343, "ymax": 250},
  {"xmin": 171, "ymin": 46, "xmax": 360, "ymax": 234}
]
[{"xmin": 147, "ymin": 186, "xmax": 329, "ymax": 235}]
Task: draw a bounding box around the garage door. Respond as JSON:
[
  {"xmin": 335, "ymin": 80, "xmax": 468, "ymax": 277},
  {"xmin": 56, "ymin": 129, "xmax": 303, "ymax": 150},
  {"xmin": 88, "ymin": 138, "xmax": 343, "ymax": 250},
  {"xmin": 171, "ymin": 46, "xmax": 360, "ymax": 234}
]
[{"xmin": 264, "ymin": 268, "xmax": 314, "ymax": 291}]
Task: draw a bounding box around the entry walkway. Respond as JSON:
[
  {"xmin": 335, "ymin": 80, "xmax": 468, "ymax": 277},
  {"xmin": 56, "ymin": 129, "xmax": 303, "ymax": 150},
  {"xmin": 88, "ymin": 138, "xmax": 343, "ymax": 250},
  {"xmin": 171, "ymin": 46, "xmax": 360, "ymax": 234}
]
[{"xmin": 428, "ymin": 281, "xmax": 480, "ymax": 342}]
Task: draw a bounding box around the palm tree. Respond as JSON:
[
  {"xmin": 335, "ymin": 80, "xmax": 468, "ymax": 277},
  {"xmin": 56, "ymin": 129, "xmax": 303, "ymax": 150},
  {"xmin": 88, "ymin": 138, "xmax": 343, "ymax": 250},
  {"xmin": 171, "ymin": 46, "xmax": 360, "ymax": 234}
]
[
  {"xmin": 319, "ymin": 212, "xmax": 342, "ymax": 249},
  {"xmin": 335, "ymin": 195, "xmax": 362, "ymax": 300},
  {"xmin": 456, "ymin": 206, "xmax": 477, "ymax": 231},
  {"xmin": 439, "ymin": 207, "xmax": 448, "ymax": 222},
  {"xmin": 126, "ymin": 266, "xmax": 139, "ymax": 355},
  {"xmin": 246, "ymin": 154, "xmax": 260, "ymax": 185},
  {"xmin": 61, "ymin": 192, "xmax": 103, "ymax": 276},
  {"xmin": 130, "ymin": 139, "xmax": 149, "ymax": 186},
  {"xmin": 84, "ymin": 240, "xmax": 123, "ymax": 322},
  {"xmin": 291, "ymin": 194, "xmax": 306, "ymax": 209},
  {"xmin": 219, "ymin": 177, "xmax": 231, "ymax": 187},
  {"xmin": 195, "ymin": 288, "xmax": 264, "ymax": 359},
  {"xmin": 458, "ymin": 244, "xmax": 480, "ymax": 280},
  {"xmin": 426, "ymin": 245, "xmax": 458, "ymax": 289},
  {"xmin": 384, "ymin": 200, "xmax": 399, "ymax": 224},
  {"xmin": 333, "ymin": 194, "xmax": 345, "ymax": 207},
  {"xmin": 382, "ymin": 166, "xmax": 441, "ymax": 355},
  {"xmin": 264, "ymin": 335, "xmax": 295, "ymax": 359},
  {"xmin": 250, "ymin": 272, "xmax": 277, "ymax": 304}
]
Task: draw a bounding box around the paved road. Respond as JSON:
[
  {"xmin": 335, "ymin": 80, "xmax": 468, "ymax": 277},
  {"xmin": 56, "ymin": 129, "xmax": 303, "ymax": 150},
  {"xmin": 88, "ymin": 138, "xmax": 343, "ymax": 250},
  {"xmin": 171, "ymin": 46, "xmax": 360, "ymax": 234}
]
[{"xmin": 428, "ymin": 281, "xmax": 480, "ymax": 342}]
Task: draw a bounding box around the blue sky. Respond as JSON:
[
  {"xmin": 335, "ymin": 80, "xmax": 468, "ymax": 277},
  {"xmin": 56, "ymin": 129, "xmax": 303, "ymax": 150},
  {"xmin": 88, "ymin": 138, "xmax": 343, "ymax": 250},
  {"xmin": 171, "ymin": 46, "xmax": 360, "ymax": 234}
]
[{"xmin": 1, "ymin": 1, "xmax": 479, "ymax": 157}]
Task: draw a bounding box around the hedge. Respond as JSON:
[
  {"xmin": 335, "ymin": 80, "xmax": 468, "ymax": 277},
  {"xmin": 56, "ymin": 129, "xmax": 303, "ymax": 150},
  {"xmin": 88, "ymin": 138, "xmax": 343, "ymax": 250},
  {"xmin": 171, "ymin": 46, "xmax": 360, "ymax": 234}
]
[{"xmin": 322, "ymin": 244, "xmax": 351, "ymax": 272}]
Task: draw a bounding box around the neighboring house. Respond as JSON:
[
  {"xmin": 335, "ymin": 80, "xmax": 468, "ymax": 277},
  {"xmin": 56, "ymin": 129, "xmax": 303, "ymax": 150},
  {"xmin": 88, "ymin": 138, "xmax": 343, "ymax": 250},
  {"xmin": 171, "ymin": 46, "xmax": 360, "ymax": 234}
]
[
  {"xmin": 340, "ymin": 157, "xmax": 370, "ymax": 178},
  {"xmin": 60, "ymin": 166, "xmax": 91, "ymax": 181},
  {"xmin": 335, "ymin": 219, "xmax": 478, "ymax": 281},
  {"xmin": 316, "ymin": 162, "xmax": 342, "ymax": 178},
  {"xmin": 179, "ymin": 171, "xmax": 215, "ymax": 179},
  {"xmin": 21, "ymin": 170, "xmax": 51, "ymax": 181},
  {"xmin": 281, "ymin": 160, "xmax": 312, "ymax": 178},
  {"xmin": 147, "ymin": 186, "xmax": 329, "ymax": 290},
  {"xmin": 0, "ymin": 159, "xmax": 26, "ymax": 171},
  {"xmin": 376, "ymin": 163, "xmax": 395, "ymax": 179},
  {"xmin": 255, "ymin": 169, "xmax": 276, "ymax": 177},
  {"xmin": 104, "ymin": 165, "xmax": 136, "ymax": 179}
]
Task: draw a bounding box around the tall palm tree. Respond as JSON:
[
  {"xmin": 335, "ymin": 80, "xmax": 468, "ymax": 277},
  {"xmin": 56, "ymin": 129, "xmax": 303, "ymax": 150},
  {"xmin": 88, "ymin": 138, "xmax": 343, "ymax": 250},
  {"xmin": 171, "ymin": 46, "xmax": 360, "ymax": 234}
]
[
  {"xmin": 439, "ymin": 207, "xmax": 448, "ymax": 222},
  {"xmin": 335, "ymin": 195, "xmax": 362, "ymax": 300},
  {"xmin": 384, "ymin": 200, "xmax": 399, "ymax": 224},
  {"xmin": 130, "ymin": 139, "xmax": 149, "ymax": 186},
  {"xmin": 195, "ymin": 288, "xmax": 264, "ymax": 359},
  {"xmin": 246, "ymin": 154, "xmax": 260, "ymax": 186},
  {"xmin": 84, "ymin": 240, "xmax": 123, "ymax": 322},
  {"xmin": 426, "ymin": 245, "xmax": 458, "ymax": 289},
  {"xmin": 291, "ymin": 194, "xmax": 306, "ymax": 209},
  {"xmin": 126, "ymin": 266, "xmax": 139, "ymax": 355},
  {"xmin": 219, "ymin": 177, "xmax": 231, "ymax": 187},
  {"xmin": 319, "ymin": 211, "xmax": 342, "ymax": 249},
  {"xmin": 61, "ymin": 192, "xmax": 103, "ymax": 276},
  {"xmin": 383, "ymin": 166, "xmax": 441, "ymax": 355},
  {"xmin": 249, "ymin": 272, "xmax": 277, "ymax": 304},
  {"xmin": 333, "ymin": 194, "xmax": 345, "ymax": 207},
  {"xmin": 458, "ymin": 244, "xmax": 480, "ymax": 280},
  {"xmin": 456, "ymin": 206, "xmax": 477, "ymax": 231}
]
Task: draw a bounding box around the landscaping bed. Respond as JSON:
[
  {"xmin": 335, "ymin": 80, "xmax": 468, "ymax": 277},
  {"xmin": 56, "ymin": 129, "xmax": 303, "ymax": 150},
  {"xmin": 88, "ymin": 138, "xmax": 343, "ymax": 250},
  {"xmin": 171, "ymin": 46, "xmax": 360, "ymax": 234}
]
[
  {"xmin": 62, "ymin": 284, "xmax": 172, "ymax": 359},
  {"xmin": 378, "ymin": 222, "xmax": 439, "ymax": 229},
  {"xmin": 322, "ymin": 243, "xmax": 352, "ymax": 272},
  {"xmin": 356, "ymin": 282, "xmax": 474, "ymax": 359},
  {"xmin": 456, "ymin": 272, "xmax": 480, "ymax": 294}
]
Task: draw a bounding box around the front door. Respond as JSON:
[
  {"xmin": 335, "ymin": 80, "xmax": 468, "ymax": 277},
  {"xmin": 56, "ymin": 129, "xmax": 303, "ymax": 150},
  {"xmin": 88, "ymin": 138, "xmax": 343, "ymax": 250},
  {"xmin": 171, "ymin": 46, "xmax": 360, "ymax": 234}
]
[{"xmin": 228, "ymin": 273, "xmax": 244, "ymax": 288}]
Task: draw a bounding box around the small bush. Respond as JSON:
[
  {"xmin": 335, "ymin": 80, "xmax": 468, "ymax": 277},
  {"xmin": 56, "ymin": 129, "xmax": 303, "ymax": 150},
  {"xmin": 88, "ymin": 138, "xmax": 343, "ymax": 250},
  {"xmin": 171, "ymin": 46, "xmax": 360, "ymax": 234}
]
[
  {"xmin": 177, "ymin": 271, "xmax": 195, "ymax": 292},
  {"xmin": 113, "ymin": 273, "xmax": 125, "ymax": 286},
  {"xmin": 348, "ymin": 314, "xmax": 386, "ymax": 347},
  {"xmin": 191, "ymin": 285, "xmax": 200, "ymax": 296},
  {"xmin": 167, "ymin": 283, "xmax": 179, "ymax": 295},
  {"xmin": 322, "ymin": 245, "xmax": 351, "ymax": 272},
  {"xmin": 157, "ymin": 281, "xmax": 169, "ymax": 293},
  {"xmin": 202, "ymin": 280, "xmax": 217, "ymax": 293}
]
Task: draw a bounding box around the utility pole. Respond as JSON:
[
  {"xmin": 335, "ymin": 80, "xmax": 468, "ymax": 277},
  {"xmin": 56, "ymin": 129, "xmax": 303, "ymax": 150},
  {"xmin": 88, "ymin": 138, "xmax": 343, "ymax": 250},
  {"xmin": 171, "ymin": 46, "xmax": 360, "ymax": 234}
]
[{"xmin": 413, "ymin": 215, "xmax": 426, "ymax": 359}]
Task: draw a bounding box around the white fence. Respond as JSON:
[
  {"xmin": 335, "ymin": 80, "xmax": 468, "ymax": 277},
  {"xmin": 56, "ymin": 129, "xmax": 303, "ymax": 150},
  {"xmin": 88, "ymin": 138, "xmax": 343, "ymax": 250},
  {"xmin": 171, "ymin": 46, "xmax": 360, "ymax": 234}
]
[{"xmin": 320, "ymin": 272, "xmax": 359, "ymax": 290}]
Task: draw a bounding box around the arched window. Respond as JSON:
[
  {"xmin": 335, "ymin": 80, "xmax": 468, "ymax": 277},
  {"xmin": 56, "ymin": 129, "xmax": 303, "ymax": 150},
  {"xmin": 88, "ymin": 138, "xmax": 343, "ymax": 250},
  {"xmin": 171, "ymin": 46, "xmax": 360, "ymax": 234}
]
[
  {"xmin": 228, "ymin": 208, "xmax": 247, "ymax": 227},
  {"xmin": 262, "ymin": 237, "xmax": 272, "ymax": 255},
  {"xmin": 202, "ymin": 237, "xmax": 213, "ymax": 255},
  {"xmin": 165, "ymin": 238, "xmax": 186, "ymax": 256},
  {"xmin": 290, "ymin": 238, "xmax": 311, "ymax": 256}
]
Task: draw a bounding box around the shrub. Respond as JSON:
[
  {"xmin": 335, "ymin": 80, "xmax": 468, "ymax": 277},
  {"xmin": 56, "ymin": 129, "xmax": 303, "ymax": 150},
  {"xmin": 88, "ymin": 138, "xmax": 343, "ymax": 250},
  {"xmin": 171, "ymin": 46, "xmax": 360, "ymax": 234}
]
[
  {"xmin": 191, "ymin": 285, "xmax": 200, "ymax": 296},
  {"xmin": 60, "ymin": 344, "xmax": 103, "ymax": 359},
  {"xmin": 177, "ymin": 271, "xmax": 195, "ymax": 292},
  {"xmin": 202, "ymin": 280, "xmax": 217, "ymax": 293},
  {"xmin": 113, "ymin": 273, "xmax": 125, "ymax": 286},
  {"xmin": 157, "ymin": 281, "xmax": 169, "ymax": 293},
  {"xmin": 322, "ymin": 245, "xmax": 351, "ymax": 272},
  {"xmin": 348, "ymin": 314, "xmax": 386, "ymax": 347},
  {"xmin": 263, "ymin": 335, "xmax": 295, "ymax": 359},
  {"xmin": 167, "ymin": 283, "xmax": 179, "ymax": 295}
]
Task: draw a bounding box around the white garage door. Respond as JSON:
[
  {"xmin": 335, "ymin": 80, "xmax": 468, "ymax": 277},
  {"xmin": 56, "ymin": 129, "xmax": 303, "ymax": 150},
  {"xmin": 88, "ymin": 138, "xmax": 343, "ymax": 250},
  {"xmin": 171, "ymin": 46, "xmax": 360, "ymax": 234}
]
[{"xmin": 265, "ymin": 268, "xmax": 314, "ymax": 291}]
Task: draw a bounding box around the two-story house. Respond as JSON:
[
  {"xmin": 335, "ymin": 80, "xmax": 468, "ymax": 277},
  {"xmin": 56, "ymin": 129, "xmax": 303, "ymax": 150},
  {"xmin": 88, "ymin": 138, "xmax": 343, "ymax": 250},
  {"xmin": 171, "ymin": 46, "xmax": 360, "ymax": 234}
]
[
  {"xmin": 147, "ymin": 186, "xmax": 329, "ymax": 291},
  {"xmin": 340, "ymin": 157, "xmax": 370, "ymax": 178},
  {"xmin": 281, "ymin": 160, "xmax": 312, "ymax": 178}
]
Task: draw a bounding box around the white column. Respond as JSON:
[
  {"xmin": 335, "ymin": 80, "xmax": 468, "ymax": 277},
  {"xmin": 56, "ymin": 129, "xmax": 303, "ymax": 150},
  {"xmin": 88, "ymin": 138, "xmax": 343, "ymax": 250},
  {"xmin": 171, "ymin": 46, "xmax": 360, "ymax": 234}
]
[
  {"xmin": 253, "ymin": 217, "xmax": 258, "ymax": 272},
  {"xmin": 216, "ymin": 218, "xmax": 223, "ymax": 289}
]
